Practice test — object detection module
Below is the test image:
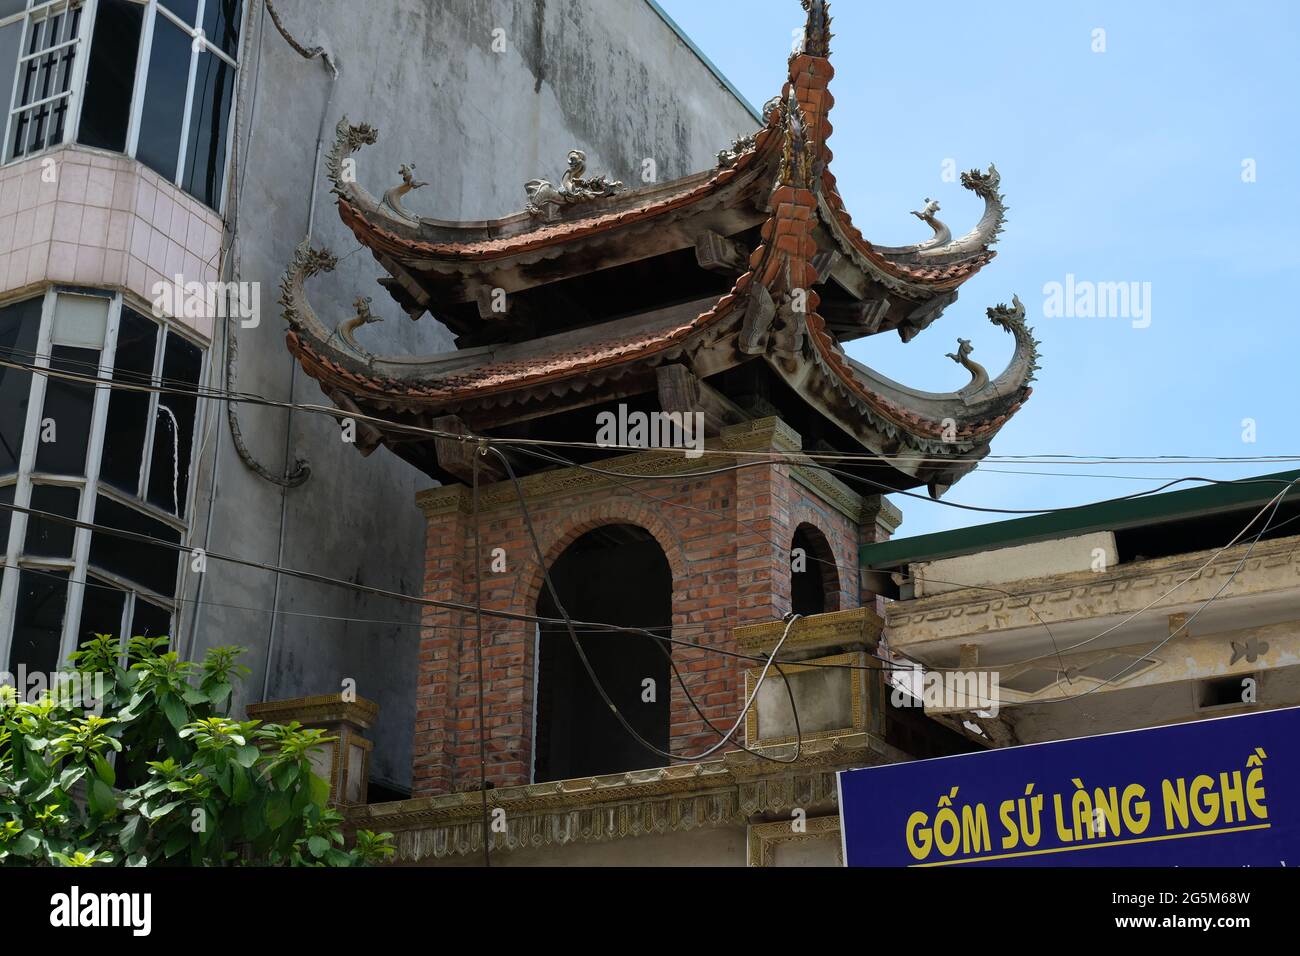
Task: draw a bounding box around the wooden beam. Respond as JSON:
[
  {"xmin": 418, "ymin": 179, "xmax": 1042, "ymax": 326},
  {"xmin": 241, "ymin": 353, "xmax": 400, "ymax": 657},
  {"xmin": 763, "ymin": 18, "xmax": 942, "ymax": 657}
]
[
  {"xmin": 656, "ymin": 364, "xmax": 748, "ymax": 436},
  {"xmin": 694, "ymin": 230, "xmax": 749, "ymax": 275}
]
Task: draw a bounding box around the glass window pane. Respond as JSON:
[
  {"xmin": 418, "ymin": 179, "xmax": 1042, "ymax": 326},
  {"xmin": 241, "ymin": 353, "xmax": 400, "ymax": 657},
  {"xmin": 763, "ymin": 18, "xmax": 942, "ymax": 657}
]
[
  {"xmin": 23, "ymin": 482, "xmax": 78, "ymax": 557},
  {"xmin": 147, "ymin": 331, "xmax": 200, "ymax": 517},
  {"xmin": 50, "ymin": 293, "xmax": 107, "ymax": 348},
  {"xmin": 74, "ymin": 574, "xmax": 127, "ymax": 647},
  {"xmin": 180, "ymin": 47, "xmax": 234, "ymax": 208},
  {"xmin": 10, "ymin": 568, "xmax": 68, "ymax": 676},
  {"xmin": 0, "ymin": 23, "xmax": 22, "ymax": 122},
  {"xmin": 88, "ymin": 494, "xmax": 180, "ymax": 597},
  {"xmin": 128, "ymin": 596, "xmax": 170, "ymax": 644},
  {"xmin": 99, "ymin": 308, "xmax": 157, "ymax": 496},
  {"xmin": 77, "ymin": 0, "xmax": 142, "ymax": 152},
  {"xmin": 135, "ymin": 15, "xmax": 189, "ymax": 182},
  {"xmin": 0, "ymin": 2, "xmax": 30, "ymax": 22},
  {"xmin": 0, "ymin": 483, "xmax": 13, "ymax": 556},
  {"xmin": 0, "ymin": 296, "xmax": 41, "ymax": 477},
  {"xmin": 33, "ymin": 344, "xmax": 97, "ymax": 476},
  {"xmin": 160, "ymin": 0, "xmax": 198, "ymax": 26},
  {"xmin": 201, "ymin": 0, "xmax": 241, "ymax": 60}
]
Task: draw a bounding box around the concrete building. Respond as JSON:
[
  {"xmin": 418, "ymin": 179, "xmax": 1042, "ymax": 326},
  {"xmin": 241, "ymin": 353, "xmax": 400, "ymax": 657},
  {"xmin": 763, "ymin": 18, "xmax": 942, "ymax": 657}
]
[
  {"xmin": 861, "ymin": 470, "xmax": 1300, "ymax": 746},
  {"xmin": 0, "ymin": 0, "xmax": 761, "ymax": 796}
]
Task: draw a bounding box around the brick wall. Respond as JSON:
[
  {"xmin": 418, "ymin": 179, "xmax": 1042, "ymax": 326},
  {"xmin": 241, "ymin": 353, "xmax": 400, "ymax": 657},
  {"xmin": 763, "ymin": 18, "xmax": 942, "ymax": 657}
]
[{"xmin": 410, "ymin": 419, "xmax": 876, "ymax": 796}]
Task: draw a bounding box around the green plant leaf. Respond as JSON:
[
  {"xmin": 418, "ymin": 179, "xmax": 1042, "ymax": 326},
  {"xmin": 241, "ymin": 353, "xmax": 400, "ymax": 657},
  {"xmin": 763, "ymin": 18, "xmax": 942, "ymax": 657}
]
[
  {"xmin": 234, "ymin": 745, "xmax": 259, "ymax": 768},
  {"xmin": 231, "ymin": 764, "xmax": 251, "ymax": 804},
  {"xmin": 12, "ymin": 830, "xmax": 41, "ymax": 857},
  {"xmin": 118, "ymin": 815, "xmax": 143, "ymax": 854},
  {"xmin": 91, "ymin": 754, "xmax": 116, "ymax": 787},
  {"xmin": 163, "ymin": 827, "xmax": 189, "ymax": 858},
  {"xmin": 307, "ymin": 835, "xmax": 329, "ymax": 858},
  {"xmin": 309, "ymin": 772, "xmax": 331, "ymax": 808},
  {"xmin": 265, "ymin": 793, "xmax": 292, "ymax": 830},
  {"xmin": 88, "ymin": 778, "xmax": 117, "ymax": 817},
  {"xmin": 158, "ymin": 694, "xmax": 189, "ymax": 731}
]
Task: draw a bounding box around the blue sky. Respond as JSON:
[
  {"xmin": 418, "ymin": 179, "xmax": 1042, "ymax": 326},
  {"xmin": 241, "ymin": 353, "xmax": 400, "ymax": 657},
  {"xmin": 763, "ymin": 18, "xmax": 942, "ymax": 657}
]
[{"xmin": 656, "ymin": 0, "xmax": 1300, "ymax": 537}]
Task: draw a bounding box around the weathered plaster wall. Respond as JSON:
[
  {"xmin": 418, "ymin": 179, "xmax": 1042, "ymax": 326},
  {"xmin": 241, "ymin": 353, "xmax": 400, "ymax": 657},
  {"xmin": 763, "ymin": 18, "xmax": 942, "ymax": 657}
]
[
  {"xmin": 181, "ymin": 0, "xmax": 759, "ymax": 791},
  {"xmin": 1009, "ymin": 663, "xmax": 1300, "ymax": 744},
  {"xmin": 429, "ymin": 824, "xmax": 748, "ymax": 867}
]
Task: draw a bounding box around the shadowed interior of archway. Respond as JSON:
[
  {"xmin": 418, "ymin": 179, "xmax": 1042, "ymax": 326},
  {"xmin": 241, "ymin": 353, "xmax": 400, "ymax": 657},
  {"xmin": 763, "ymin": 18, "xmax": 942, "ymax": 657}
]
[
  {"xmin": 791, "ymin": 522, "xmax": 839, "ymax": 617},
  {"xmin": 533, "ymin": 524, "xmax": 672, "ymax": 783}
]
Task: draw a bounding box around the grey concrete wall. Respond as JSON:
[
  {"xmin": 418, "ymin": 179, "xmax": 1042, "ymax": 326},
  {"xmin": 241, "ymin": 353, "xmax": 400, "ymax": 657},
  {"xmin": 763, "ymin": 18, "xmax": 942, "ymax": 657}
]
[
  {"xmin": 181, "ymin": 0, "xmax": 758, "ymax": 790},
  {"xmin": 1009, "ymin": 666, "xmax": 1300, "ymax": 744}
]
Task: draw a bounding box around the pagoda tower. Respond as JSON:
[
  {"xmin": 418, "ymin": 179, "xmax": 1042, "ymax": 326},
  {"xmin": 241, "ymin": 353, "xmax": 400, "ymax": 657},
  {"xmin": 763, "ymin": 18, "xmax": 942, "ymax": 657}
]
[{"xmin": 280, "ymin": 1, "xmax": 1039, "ymax": 796}]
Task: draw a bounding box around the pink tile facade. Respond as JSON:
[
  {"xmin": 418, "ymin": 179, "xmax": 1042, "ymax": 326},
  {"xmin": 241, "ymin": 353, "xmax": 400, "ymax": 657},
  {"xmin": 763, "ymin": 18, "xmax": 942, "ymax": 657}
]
[{"xmin": 0, "ymin": 145, "xmax": 224, "ymax": 341}]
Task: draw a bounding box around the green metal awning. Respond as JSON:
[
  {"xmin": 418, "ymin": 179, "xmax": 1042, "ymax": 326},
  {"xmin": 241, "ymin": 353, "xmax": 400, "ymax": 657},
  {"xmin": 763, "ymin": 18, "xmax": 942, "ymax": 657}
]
[{"xmin": 859, "ymin": 470, "xmax": 1300, "ymax": 570}]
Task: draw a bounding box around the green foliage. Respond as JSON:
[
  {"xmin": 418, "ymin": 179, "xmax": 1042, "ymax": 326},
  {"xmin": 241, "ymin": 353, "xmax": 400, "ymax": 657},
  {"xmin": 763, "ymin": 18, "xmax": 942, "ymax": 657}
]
[{"xmin": 0, "ymin": 636, "xmax": 393, "ymax": 867}]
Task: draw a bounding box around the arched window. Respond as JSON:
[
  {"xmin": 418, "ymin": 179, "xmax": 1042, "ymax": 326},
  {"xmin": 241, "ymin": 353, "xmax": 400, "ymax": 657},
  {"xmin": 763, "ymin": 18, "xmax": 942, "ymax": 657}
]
[
  {"xmin": 533, "ymin": 524, "xmax": 672, "ymax": 782},
  {"xmin": 790, "ymin": 522, "xmax": 839, "ymax": 616}
]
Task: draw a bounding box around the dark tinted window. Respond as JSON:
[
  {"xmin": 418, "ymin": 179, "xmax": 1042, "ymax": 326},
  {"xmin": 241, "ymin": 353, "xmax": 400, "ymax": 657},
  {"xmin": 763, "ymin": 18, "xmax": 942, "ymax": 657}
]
[
  {"xmin": 88, "ymin": 495, "xmax": 180, "ymax": 597},
  {"xmin": 99, "ymin": 309, "xmax": 157, "ymax": 495},
  {"xmin": 0, "ymin": 483, "xmax": 13, "ymax": 554},
  {"xmin": 33, "ymin": 346, "xmax": 98, "ymax": 476},
  {"xmin": 10, "ymin": 568, "xmax": 68, "ymax": 675},
  {"xmin": 23, "ymin": 483, "xmax": 79, "ymax": 558},
  {"xmin": 202, "ymin": 0, "xmax": 242, "ymax": 60},
  {"xmin": 135, "ymin": 16, "xmax": 189, "ymax": 181},
  {"xmin": 75, "ymin": 575, "xmax": 127, "ymax": 647},
  {"xmin": 147, "ymin": 332, "xmax": 200, "ymax": 517},
  {"xmin": 78, "ymin": 0, "xmax": 144, "ymax": 152},
  {"xmin": 129, "ymin": 598, "xmax": 171, "ymax": 644},
  {"xmin": 181, "ymin": 48, "xmax": 235, "ymax": 208},
  {"xmin": 0, "ymin": 297, "xmax": 41, "ymax": 476},
  {"xmin": 159, "ymin": 0, "xmax": 199, "ymax": 25}
]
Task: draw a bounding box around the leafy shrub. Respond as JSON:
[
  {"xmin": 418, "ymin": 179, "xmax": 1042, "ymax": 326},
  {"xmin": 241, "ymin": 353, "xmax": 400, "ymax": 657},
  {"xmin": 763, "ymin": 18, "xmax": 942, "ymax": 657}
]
[{"xmin": 0, "ymin": 636, "xmax": 393, "ymax": 867}]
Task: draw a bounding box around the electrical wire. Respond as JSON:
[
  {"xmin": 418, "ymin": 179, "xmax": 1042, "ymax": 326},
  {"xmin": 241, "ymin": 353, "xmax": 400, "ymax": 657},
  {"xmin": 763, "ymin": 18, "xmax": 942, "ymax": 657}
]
[{"xmin": 2, "ymin": 348, "xmax": 1298, "ymax": 476}]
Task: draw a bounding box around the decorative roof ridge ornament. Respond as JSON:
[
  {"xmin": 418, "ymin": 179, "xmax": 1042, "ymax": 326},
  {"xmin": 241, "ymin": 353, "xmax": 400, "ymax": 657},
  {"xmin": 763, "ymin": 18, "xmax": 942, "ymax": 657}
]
[
  {"xmin": 335, "ymin": 295, "xmax": 384, "ymax": 360},
  {"xmin": 716, "ymin": 132, "xmax": 758, "ymax": 169},
  {"xmin": 524, "ymin": 149, "xmax": 624, "ymax": 220},
  {"xmin": 878, "ymin": 165, "xmax": 1007, "ymax": 261},
  {"xmin": 986, "ymin": 294, "xmax": 1040, "ymax": 386},
  {"xmin": 777, "ymin": 90, "xmax": 816, "ymax": 189},
  {"xmin": 279, "ymin": 240, "xmax": 339, "ymax": 335},
  {"xmin": 923, "ymin": 165, "xmax": 1007, "ymax": 258},
  {"xmin": 932, "ymin": 293, "xmax": 1039, "ymax": 401},
  {"xmin": 909, "ymin": 198, "xmax": 952, "ymax": 250},
  {"xmin": 797, "ymin": 0, "xmax": 833, "ymax": 59},
  {"xmin": 381, "ymin": 163, "xmax": 427, "ymax": 222},
  {"xmin": 326, "ymin": 116, "xmax": 378, "ymax": 196},
  {"xmin": 945, "ymin": 337, "xmax": 988, "ymax": 393}
]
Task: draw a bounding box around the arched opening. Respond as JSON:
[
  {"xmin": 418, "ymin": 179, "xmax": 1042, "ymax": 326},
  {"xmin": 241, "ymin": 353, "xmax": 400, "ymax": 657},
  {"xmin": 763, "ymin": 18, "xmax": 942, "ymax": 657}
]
[
  {"xmin": 533, "ymin": 524, "xmax": 672, "ymax": 782},
  {"xmin": 790, "ymin": 522, "xmax": 839, "ymax": 616}
]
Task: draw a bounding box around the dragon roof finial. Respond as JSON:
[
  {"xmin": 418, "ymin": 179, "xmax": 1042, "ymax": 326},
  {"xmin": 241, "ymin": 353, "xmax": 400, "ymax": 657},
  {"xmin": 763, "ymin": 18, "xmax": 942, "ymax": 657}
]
[{"xmin": 798, "ymin": 0, "xmax": 833, "ymax": 58}]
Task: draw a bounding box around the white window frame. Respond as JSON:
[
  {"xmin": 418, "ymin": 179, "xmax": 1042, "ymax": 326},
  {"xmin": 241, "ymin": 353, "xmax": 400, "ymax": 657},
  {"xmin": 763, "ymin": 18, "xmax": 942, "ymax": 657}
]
[
  {"xmin": 1, "ymin": 0, "xmax": 245, "ymax": 211},
  {"xmin": 1, "ymin": 0, "xmax": 92, "ymax": 164},
  {"xmin": 0, "ymin": 286, "xmax": 209, "ymax": 672}
]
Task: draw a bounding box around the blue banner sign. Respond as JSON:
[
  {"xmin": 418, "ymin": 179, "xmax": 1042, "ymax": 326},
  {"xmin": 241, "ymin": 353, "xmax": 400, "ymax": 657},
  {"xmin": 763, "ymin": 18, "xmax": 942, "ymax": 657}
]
[{"xmin": 837, "ymin": 706, "xmax": 1300, "ymax": 866}]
